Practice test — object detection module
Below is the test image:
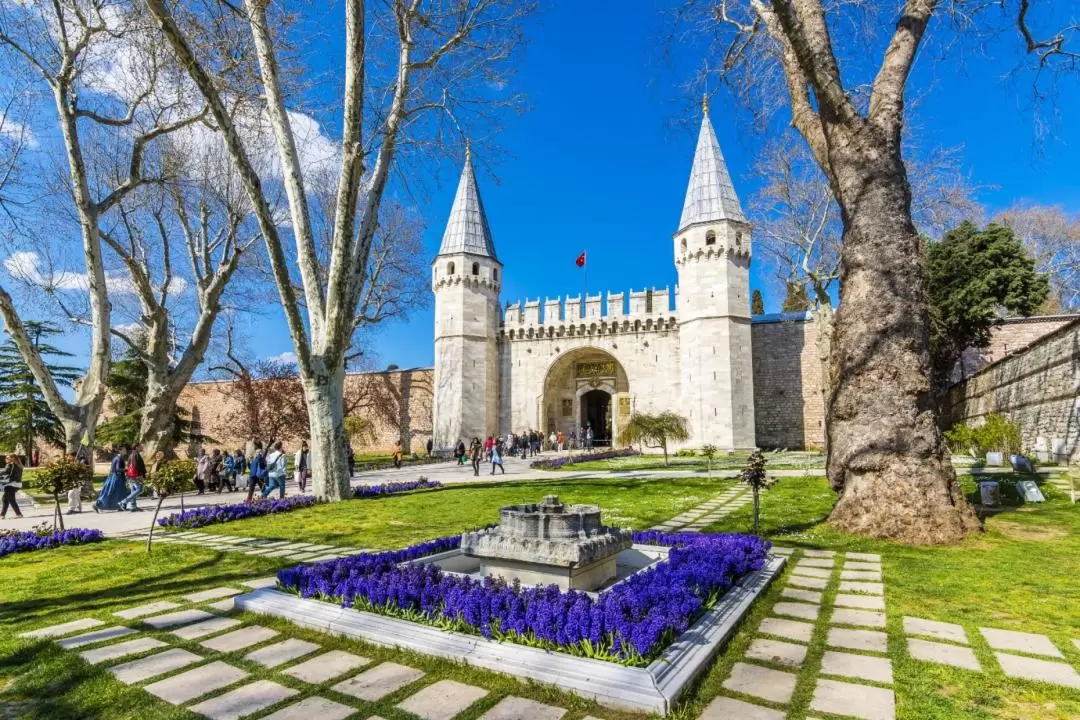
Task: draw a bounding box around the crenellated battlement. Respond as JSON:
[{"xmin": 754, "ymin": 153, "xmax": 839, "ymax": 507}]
[{"xmin": 500, "ymin": 287, "xmax": 678, "ymax": 340}]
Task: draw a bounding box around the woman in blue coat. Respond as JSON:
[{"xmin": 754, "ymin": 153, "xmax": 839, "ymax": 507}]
[{"xmin": 93, "ymin": 446, "xmax": 129, "ymax": 512}]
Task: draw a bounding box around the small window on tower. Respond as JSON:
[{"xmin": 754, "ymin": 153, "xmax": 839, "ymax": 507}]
[
  {"xmin": 681, "ymin": 238, "xmax": 687, "ymax": 253},
  {"xmin": 705, "ymin": 230, "xmax": 716, "ymax": 246},
  {"xmin": 493, "ymin": 268, "xmax": 499, "ymax": 281},
  {"xmin": 472, "ymin": 262, "xmax": 480, "ymax": 276},
  {"xmin": 447, "ymin": 262, "xmax": 455, "ymax": 275},
  {"xmin": 735, "ymin": 231, "xmax": 743, "ymax": 247}
]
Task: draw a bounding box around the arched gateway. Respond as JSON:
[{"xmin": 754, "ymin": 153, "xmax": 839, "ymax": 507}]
[{"xmin": 542, "ymin": 348, "xmax": 630, "ymax": 446}]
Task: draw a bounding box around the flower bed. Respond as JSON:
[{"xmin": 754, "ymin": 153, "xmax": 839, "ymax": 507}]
[
  {"xmin": 530, "ymin": 448, "xmax": 641, "ymax": 470},
  {"xmin": 277, "ymin": 529, "xmax": 767, "ymax": 666},
  {"xmin": 353, "ymin": 479, "xmax": 443, "ymax": 499},
  {"xmin": 0, "ymin": 527, "xmax": 105, "ymax": 559},
  {"xmin": 157, "ymin": 495, "xmax": 319, "ymax": 529}
]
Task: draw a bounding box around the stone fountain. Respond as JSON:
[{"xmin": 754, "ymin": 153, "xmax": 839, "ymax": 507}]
[{"xmin": 460, "ymin": 495, "xmax": 633, "ymax": 590}]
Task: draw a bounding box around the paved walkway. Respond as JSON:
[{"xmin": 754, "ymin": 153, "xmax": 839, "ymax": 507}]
[
  {"xmin": 116, "ymin": 530, "xmax": 369, "ymax": 562},
  {"xmin": 18, "ymin": 578, "xmax": 601, "ymax": 720},
  {"xmin": 649, "ymin": 486, "xmax": 750, "ymax": 532}
]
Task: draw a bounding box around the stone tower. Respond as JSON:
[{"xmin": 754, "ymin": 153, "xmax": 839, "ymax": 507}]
[
  {"xmin": 432, "ymin": 150, "xmax": 502, "ymax": 450},
  {"xmin": 674, "ymin": 100, "xmax": 756, "ymax": 449}
]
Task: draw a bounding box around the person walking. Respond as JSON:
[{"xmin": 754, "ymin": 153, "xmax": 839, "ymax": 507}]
[
  {"xmin": 490, "ymin": 440, "xmax": 505, "ymax": 475},
  {"xmin": 469, "ymin": 437, "xmax": 482, "ymax": 477},
  {"xmin": 194, "ymin": 448, "xmax": 209, "ymax": 494},
  {"xmin": 392, "ymin": 440, "xmax": 404, "ymax": 469},
  {"xmin": 548, "ymin": 430, "xmax": 556, "ymax": 451},
  {"xmin": 233, "ymin": 449, "xmax": 247, "ymax": 490},
  {"xmin": 262, "ymin": 441, "xmax": 288, "ymax": 499},
  {"xmin": 294, "ymin": 441, "xmax": 310, "ymax": 493},
  {"xmin": 0, "ymin": 454, "xmax": 24, "ymax": 519},
  {"xmin": 218, "ymin": 450, "xmax": 237, "ymax": 492},
  {"xmin": 65, "ymin": 451, "xmax": 83, "ymax": 515},
  {"xmin": 455, "ymin": 440, "xmax": 466, "ymax": 466},
  {"xmin": 208, "ymin": 449, "xmax": 224, "ymax": 493},
  {"xmin": 94, "ymin": 446, "xmax": 128, "ymax": 512},
  {"xmin": 246, "ymin": 443, "xmax": 267, "ymax": 502},
  {"xmin": 119, "ymin": 444, "xmax": 146, "ymax": 511}
]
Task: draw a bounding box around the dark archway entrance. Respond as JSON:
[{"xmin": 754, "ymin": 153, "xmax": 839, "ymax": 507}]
[{"xmin": 580, "ymin": 389, "xmax": 612, "ymax": 447}]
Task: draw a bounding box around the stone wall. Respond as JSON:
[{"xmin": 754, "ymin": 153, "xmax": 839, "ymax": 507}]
[
  {"xmin": 178, "ymin": 367, "xmax": 434, "ymax": 456},
  {"xmin": 750, "ymin": 314, "xmax": 825, "ymax": 450},
  {"xmin": 943, "ymin": 318, "xmax": 1080, "ymax": 462},
  {"xmin": 951, "ymin": 314, "xmax": 1079, "ymax": 384}
]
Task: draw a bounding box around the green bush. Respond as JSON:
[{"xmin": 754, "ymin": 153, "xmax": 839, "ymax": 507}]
[
  {"xmin": 945, "ymin": 413, "xmax": 1023, "ymax": 457},
  {"xmin": 147, "ymin": 459, "xmax": 197, "ymax": 496},
  {"xmin": 32, "ymin": 459, "xmax": 92, "ymax": 531}
]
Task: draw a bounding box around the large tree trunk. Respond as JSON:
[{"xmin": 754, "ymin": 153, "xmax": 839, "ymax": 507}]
[
  {"xmin": 826, "ymin": 145, "xmax": 980, "ymax": 544},
  {"xmin": 304, "ymin": 363, "xmax": 351, "ymax": 501},
  {"xmin": 811, "ymin": 302, "xmax": 833, "ymax": 454},
  {"xmin": 140, "ymin": 377, "xmax": 182, "ymax": 460}
]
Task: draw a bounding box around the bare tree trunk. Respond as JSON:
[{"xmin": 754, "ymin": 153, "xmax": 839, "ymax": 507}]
[
  {"xmin": 53, "ymin": 493, "xmax": 64, "ymax": 531},
  {"xmin": 147, "ymin": 496, "xmax": 165, "ymax": 552},
  {"xmin": 753, "ymin": 488, "xmax": 760, "ymax": 534},
  {"xmin": 811, "ymin": 302, "xmax": 833, "ymax": 454},
  {"xmin": 304, "ymin": 365, "xmax": 350, "ymax": 501},
  {"xmin": 826, "ymin": 151, "xmax": 980, "ymax": 544}
]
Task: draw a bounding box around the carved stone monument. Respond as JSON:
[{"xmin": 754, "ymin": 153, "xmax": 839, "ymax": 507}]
[{"xmin": 460, "ymin": 495, "xmax": 633, "ymax": 590}]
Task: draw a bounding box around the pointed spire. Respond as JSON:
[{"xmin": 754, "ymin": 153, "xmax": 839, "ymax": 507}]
[
  {"xmin": 678, "ymin": 103, "xmax": 746, "ymax": 232},
  {"xmin": 438, "ymin": 149, "xmax": 497, "ymax": 259}
]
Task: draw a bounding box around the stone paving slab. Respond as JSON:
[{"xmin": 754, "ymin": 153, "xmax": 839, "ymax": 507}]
[
  {"xmin": 903, "ymin": 617, "xmax": 967, "ymax": 644},
  {"xmin": 20, "ymin": 618, "xmax": 104, "ymax": 639},
  {"xmin": 144, "ymin": 660, "xmax": 248, "ymax": 705},
  {"xmin": 699, "ymin": 696, "xmax": 785, "ymax": 720},
  {"xmin": 396, "ymin": 679, "xmax": 489, "ymax": 720},
  {"xmin": 836, "ymin": 594, "xmax": 886, "ymax": 611},
  {"xmin": 791, "ymin": 566, "xmax": 832, "ymax": 579},
  {"xmin": 79, "ymin": 637, "xmax": 168, "ymax": 664},
  {"xmin": 831, "ymin": 608, "xmax": 887, "ymax": 628},
  {"xmin": 759, "ymin": 617, "xmax": 815, "ymax": 643},
  {"xmin": 995, "ymin": 652, "xmax": 1080, "ymax": 689},
  {"xmin": 241, "ymin": 577, "xmax": 279, "ymax": 589},
  {"xmin": 908, "ymin": 638, "xmax": 982, "ymax": 671},
  {"xmin": 838, "ymin": 581, "xmax": 885, "ymax": 595},
  {"xmin": 803, "ymin": 549, "xmax": 836, "ymax": 558},
  {"xmin": 811, "ymin": 678, "xmax": 896, "ymax": 720},
  {"xmin": 57, "ymin": 626, "xmax": 137, "ymax": 649},
  {"xmin": 115, "ymin": 601, "xmax": 182, "ymax": 619},
  {"xmin": 1074, "ymin": 639, "xmax": 1080, "ymax": 652},
  {"xmin": 183, "ymin": 587, "xmax": 242, "ymax": 603},
  {"xmin": 265, "ymin": 549, "xmax": 301, "ymax": 557},
  {"xmin": 478, "ymin": 696, "xmax": 566, "ymax": 720},
  {"xmin": 980, "ymin": 628, "xmax": 1064, "ymax": 658},
  {"xmin": 840, "ymin": 570, "xmax": 883, "ymax": 582},
  {"xmin": 171, "ymin": 617, "xmax": 242, "ymax": 640},
  {"xmin": 722, "ymin": 661, "xmax": 797, "ymax": 704},
  {"xmin": 769, "ymin": 547, "xmax": 795, "ymax": 556},
  {"xmin": 332, "ymin": 661, "xmax": 425, "ymax": 701},
  {"xmin": 844, "ymin": 561, "xmax": 883, "ymax": 571},
  {"xmin": 820, "ymin": 650, "xmax": 894, "ymax": 684},
  {"xmin": 827, "ymin": 628, "xmax": 889, "ymax": 653},
  {"xmin": 188, "ymin": 679, "xmax": 299, "ymax": 720},
  {"xmin": 245, "ymin": 639, "xmax": 321, "ymax": 668},
  {"xmin": 774, "ymin": 601, "xmax": 821, "ymax": 621},
  {"xmin": 781, "ymin": 587, "xmax": 823, "ymax": 604},
  {"xmin": 208, "ymin": 598, "xmax": 235, "ymax": 612},
  {"xmin": 259, "ymin": 696, "xmax": 357, "ymax": 720},
  {"xmin": 745, "ymin": 638, "xmax": 808, "ymax": 667},
  {"xmin": 283, "ymin": 650, "xmax": 370, "ymax": 684},
  {"xmin": 142, "ymin": 609, "xmax": 215, "ymax": 629},
  {"xmin": 110, "ymin": 648, "xmax": 204, "ymax": 684},
  {"xmin": 788, "ymin": 576, "xmax": 828, "ymax": 590},
  {"xmin": 798, "ymin": 557, "xmax": 835, "ymax": 568},
  {"xmin": 846, "ymin": 552, "xmax": 882, "ymax": 561},
  {"xmin": 200, "ymin": 626, "xmax": 279, "ymax": 653}
]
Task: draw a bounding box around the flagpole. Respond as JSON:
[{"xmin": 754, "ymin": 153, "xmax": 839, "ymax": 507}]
[{"xmin": 583, "ymin": 251, "xmax": 588, "ymax": 318}]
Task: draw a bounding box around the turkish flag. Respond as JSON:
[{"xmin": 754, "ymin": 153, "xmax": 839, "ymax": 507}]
[{"xmin": 575, "ymin": 251, "xmax": 586, "ymax": 268}]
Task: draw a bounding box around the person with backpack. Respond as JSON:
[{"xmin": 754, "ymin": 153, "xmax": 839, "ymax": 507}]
[
  {"xmin": 262, "ymin": 441, "xmax": 288, "ymax": 499},
  {"xmin": 0, "ymin": 454, "xmax": 24, "ymax": 519},
  {"xmin": 469, "ymin": 437, "xmax": 482, "ymax": 477},
  {"xmin": 246, "ymin": 442, "xmax": 267, "ymax": 502},
  {"xmin": 233, "ymin": 449, "xmax": 247, "ymax": 490},
  {"xmin": 217, "ymin": 450, "xmax": 236, "ymax": 492},
  {"xmin": 294, "ymin": 441, "xmax": 310, "ymax": 493},
  {"xmin": 455, "ymin": 440, "xmax": 466, "ymax": 466},
  {"xmin": 119, "ymin": 444, "xmax": 146, "ymax": 511}
]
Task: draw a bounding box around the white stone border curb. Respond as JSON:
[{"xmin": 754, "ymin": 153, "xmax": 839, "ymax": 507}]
[{"xmin": 233, "ymin": 555, "xmax": 785, "ymax": 714}]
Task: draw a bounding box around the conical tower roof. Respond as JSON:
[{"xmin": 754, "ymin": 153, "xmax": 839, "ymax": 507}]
[
  {"xmin": 678, "ymin": 102, "xmax": 746, "ymax": 232},
  {"xmin": 437, "ymin": 150, "xmax": 497, "ymax": 259}
]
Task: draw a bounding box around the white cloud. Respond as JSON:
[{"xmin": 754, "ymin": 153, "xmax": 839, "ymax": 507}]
[
  {"xmin": 0, "ymin": 120, "xmax": 38, "ymax": 149},
  {"xmin": 3, "ymin": 251, "xmax": 187, "ymax": 297},
  {"xmin": 113, "ymin": 322, "xmax": 143, "ymax": 335},
  {"xmin": 267, "ymin": 351, "xmax": 298, "ymax": 365}
]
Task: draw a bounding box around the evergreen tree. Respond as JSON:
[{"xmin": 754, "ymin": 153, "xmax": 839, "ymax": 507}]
[
  {"xmin": 0, "ymin": 322, "xmax": 81, "ymax": 459},
  {"xmin": 96, "ymin": 343, "xmax": 207, "ymax": 450},
  {"xmin": 926, "ymin": 221, "xmax": 1050, "ymax": 396},
  {"xmin": 751, "ymin": 289, "xmax": 765, "ymax": 315},
  {"xmin": 781, "ymin": 281, "xmax": 811, "ymax": 312}
]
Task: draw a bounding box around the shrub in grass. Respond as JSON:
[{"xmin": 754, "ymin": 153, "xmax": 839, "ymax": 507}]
[
  {"xmin": 157, "ymin": 494, "xmax": 318, "ymax": 529},
  {"xmin": 0, "ymin": 527, "xmax": 104, "ymax": 559},
  {"xmin": 32, "ymin": 459, "xmax": 92, "ymax": 531},
  {"xmin": 740, "ymin": 449, "xmax": 771, "ymax": 533},
  {"xmin": 277, "ymin": 530, "xmax": 767, "ymax": 665},
  {"xmin": 145, "ymin": 460, "xmax": 196, "ymax": 551}
]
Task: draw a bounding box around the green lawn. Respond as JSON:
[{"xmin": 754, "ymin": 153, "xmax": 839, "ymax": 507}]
[
  {"xmin": 553, "ymin": 451, "xmax": 826, "ymax": 473},
  {"xmin": 205, "ymin": 475, "xmax": 730, "ymax": 549},
  {"xmin": 3, "ymin": 471, "xmax": 1079, "ymax": 719}
]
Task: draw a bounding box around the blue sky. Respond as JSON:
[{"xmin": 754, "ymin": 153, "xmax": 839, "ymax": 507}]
[{"xmin": 15, "ymin": 0, "xmax": 1080, "ymax": 375}]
